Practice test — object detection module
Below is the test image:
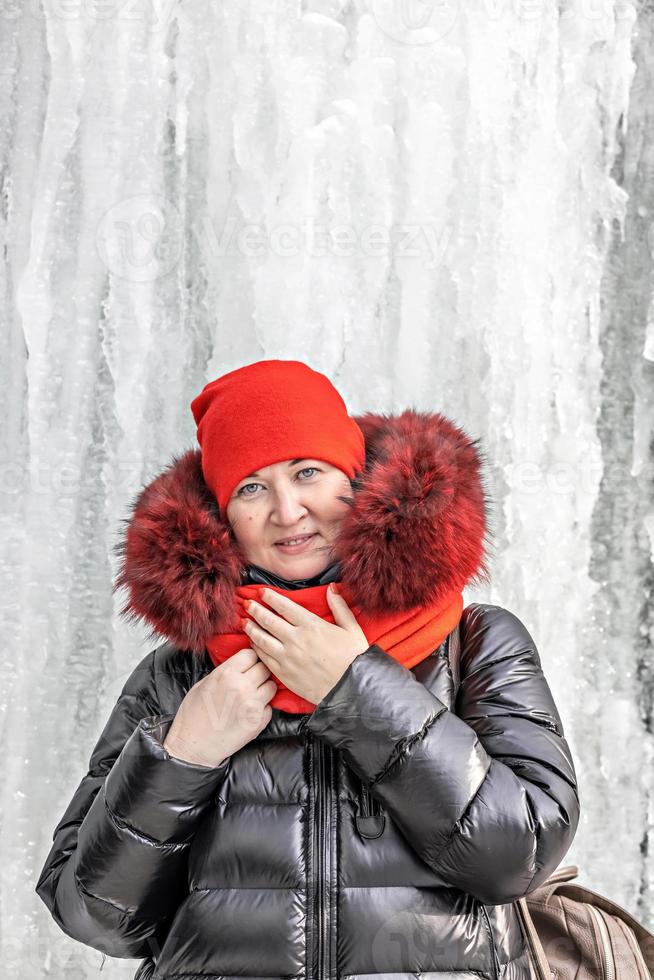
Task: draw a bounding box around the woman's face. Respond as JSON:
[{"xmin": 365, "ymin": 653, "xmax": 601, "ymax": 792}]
[{"xmin": 225, "ymin": 458, "xmax": 353, "ymax": 579}]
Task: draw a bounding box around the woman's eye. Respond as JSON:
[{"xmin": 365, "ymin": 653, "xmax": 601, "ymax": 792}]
[{"xmin": 237, "ymin": 467, "xmax": 320, "ymax": 497}]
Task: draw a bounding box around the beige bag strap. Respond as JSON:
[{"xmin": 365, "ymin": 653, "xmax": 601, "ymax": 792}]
[
  {"xmin": 515, "ymin": 896, "xmax": 553, "ymax": 979},
  {"xmin": 530, "ymin": 864, "xmax": 579, "ymax": 904}
]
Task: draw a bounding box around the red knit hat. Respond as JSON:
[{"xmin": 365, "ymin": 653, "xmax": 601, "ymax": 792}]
[{"xmin": 190, "ymin": 360, "xmax": 366, "ymax": 515}]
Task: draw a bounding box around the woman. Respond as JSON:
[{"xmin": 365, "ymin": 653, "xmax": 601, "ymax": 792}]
[{"xmin": 35, "ymin": 359, "xmax": 580, "ymax": 980}]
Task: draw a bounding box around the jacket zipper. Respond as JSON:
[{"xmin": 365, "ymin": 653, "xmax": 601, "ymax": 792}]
[
  {"xmin": 479, "ymin": 904, "xmax": 500, "ymax": 980},
  {"xmin": 587, "ymin": 903, "xmax": 616, "ymax": 980},
  {"xmin": 309, "ymin": 733, "xmax": 333, "ymax": 980}
]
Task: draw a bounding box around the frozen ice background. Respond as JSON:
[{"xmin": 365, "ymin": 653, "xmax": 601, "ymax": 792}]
[{"xmin": 1, "ymin": 0, "xmax": 653, "ymax": 975}]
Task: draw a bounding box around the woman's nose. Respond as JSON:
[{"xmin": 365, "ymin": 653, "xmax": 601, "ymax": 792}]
[{"xmin": 272, "ymin": 489, "xmax": 308, "ymax": 523}]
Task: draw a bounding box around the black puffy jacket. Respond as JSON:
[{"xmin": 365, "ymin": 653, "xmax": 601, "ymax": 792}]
[{"xmin": 35, "ymin": 409, "xmax": 580, "ymax": 979}]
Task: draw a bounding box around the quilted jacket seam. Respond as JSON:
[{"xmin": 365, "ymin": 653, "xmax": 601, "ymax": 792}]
[
  {"xmin": 190, "ymin": 884, "xmax": 300, "ymax": 891},
  {"xmin": 371, "ymin": 706, "xmax": 447, "ymax": 786},
  {"xmin": 493, "ymin": 754, "xmax": 577, "ymax": 787},
  {"xmin": 157, "ymin": 973, "xmax": 493, "ymax": 978},
  {"xmin": 421, "ymin": 752, "xmax": 492, "ymax": 868},
  {"xmin": 461, "ymin": 649, "xmax": 562, "ymax": 738},
  {"xmin": 463, "ymin": 649, "xmax": 538, "ymax": 678},
  {"xmin": 103, "ymin": 795, "xmax": 192, "ymax": 850},
  {"xmin": 74, "ymin": 869, "xmax": 134, "ymax": 917}
]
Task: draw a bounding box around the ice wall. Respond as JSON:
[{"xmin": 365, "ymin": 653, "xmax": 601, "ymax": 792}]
[{"xmin": 1, "ymin": 0, "xmax": 652, "ymax": 976}]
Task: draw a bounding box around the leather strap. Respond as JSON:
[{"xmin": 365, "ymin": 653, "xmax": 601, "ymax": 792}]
[
  {"xmin": 515, "ymin": 897, "xmax": 553, "ymax": 979},
  {"xmin": 448, "ymin": 620, "xmax": 461, "ymax": 692}
]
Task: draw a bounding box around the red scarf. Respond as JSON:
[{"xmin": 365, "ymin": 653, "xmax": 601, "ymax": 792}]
[{"xmin": 205, "ymin": 581, "xmax": 464, "ymax": 713}]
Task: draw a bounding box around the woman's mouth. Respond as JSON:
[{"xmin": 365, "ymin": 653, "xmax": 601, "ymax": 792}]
[{"xmin": 274, "ymin": 533, "xmax": 318, "ymax": 554}]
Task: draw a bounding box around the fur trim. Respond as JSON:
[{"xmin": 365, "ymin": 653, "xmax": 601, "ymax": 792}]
[{"xmin": 113, "ymin": 409, "xmax": 492, "ymax": 652}]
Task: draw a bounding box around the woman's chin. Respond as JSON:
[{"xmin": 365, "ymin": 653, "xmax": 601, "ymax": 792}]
[
  {"xmin": 274, "ymin": 558, "xmax": 326, "ymax": 579},
  {"xmin": 261, "ymin": 548, "xmax": 331, "ymax": 580}
]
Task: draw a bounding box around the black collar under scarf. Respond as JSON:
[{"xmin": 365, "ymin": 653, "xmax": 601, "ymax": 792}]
[{"xmin": 241, "ymin": 561, "xmax": 342, "ymax": 591}]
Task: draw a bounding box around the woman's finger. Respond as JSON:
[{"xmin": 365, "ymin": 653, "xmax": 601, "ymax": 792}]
[
  {"xmin": 245, "ymin": 619, "xmax": 285, "ymax": 655},
  {"xmin": 327, "ymin": 585, "xmax": 358, "ymax": 621},
  {"xmin": 246, "ymin": 600, "xmax": 295, "ymax": 642},
  {"xmin": 251, "ymin": 639, "xmax": 280, "ymax": 671},
  {"xmin": 257, "ymin": 589, "xmax": 316, "ymax": 627}
]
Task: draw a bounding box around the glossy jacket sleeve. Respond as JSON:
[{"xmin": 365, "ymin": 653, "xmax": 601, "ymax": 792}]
[
  {"xmin": 303, "ymin": 604, "xmax": 580, "ymax": 906},
  {"xmin": 34, "ymin": 649, "xmax": 230, "ymax": 959}
]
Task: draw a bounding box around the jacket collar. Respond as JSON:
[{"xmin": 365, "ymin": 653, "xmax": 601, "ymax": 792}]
[
  {"xmin": 241, "ymin": 561, "xmax": 343, "ymax": 590},
  {"xmin": 113, "ymin": 408, "xmax": 491, "ymax": 652}
]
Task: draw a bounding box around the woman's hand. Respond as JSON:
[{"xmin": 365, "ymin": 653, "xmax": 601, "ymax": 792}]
[
  {"xmin": 243, "ymin": 584, "xmax": 370, "ymax": 705},
  {"xmin": 163, "ymin": 649, "xmax": 277, "ymax": 767}
]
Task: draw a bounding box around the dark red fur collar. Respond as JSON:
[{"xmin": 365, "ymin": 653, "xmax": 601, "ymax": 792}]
[{"xmin": 113, "ymin": 409, "xmax": 492, "ymax": 652}]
